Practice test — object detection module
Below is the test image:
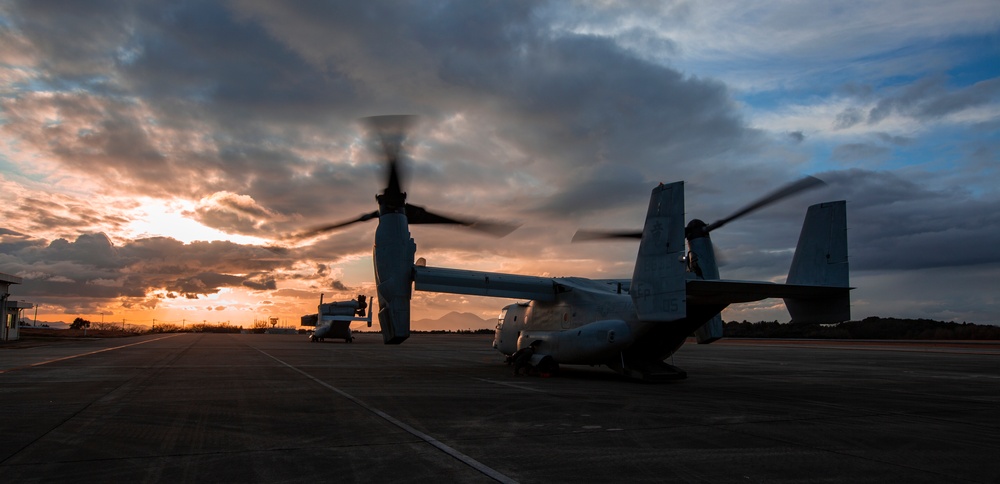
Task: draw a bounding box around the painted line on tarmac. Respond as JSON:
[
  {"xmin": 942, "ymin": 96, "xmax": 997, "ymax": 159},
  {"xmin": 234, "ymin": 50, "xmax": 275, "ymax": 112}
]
[
  {"xmin": 474, "ymin": 377, "xmax": 548, "ymax": 393},
  {"xmin": 257, "ymin": 348, "xmax": 518, "ymax": 484},
  {"xmin": 0, "ymin": 334, "xmax": 185, "ymax": 374}
]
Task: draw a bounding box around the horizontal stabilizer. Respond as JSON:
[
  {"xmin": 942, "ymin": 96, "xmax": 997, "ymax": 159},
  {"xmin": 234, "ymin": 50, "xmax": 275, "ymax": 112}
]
[{"xmin": 687, "ymin": 279, "xmax": 851, "ymax": 306}]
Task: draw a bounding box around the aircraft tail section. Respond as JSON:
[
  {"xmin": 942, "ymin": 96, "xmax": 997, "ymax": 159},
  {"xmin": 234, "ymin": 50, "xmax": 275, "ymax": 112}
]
[
  {"xmin": 630, "ymin": 182, "xmax": 687, "ymax": 322},
  {"xmin": 694, "ymin": 314, "xmax": 723, "ymax": 344},
  {"xmin": 784, "ymin": 201, "xmax": 851, "ymax": 323}
]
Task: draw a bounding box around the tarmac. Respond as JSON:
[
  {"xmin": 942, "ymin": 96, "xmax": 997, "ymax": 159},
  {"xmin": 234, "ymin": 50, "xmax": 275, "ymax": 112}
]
[{"xmin": 1, "ymin": 332, "xmax": 997, "ymax": 483}]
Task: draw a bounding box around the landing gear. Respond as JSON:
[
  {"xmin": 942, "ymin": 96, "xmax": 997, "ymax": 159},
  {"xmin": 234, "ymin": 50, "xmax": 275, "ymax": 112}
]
[{"xmin": 535, "ymin": 356, "xmax": 559, "ymax": 377}]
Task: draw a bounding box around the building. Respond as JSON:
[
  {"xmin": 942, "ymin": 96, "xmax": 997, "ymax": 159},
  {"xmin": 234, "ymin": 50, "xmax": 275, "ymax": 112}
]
[{"xmin": 1, "ymin": 272, "xmax": 33, "ymax": 342}]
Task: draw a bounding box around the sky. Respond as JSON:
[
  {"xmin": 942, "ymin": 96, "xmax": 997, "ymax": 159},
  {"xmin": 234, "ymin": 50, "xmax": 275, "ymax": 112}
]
[{"xmin": 1, "ymin": 0, "xmax": 998, "ymax": 330}]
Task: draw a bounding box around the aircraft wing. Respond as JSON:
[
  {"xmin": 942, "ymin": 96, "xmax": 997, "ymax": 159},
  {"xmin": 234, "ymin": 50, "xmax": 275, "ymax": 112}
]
[
  {"xmin": 686, "ymin": 279, "xmax": 852, "ymax": 306},
  {"xmin": 592, "ymin": 279, "xmax": 631, "ymax": 293},
  {"xmin": 413, "ymin": 266, "xmax": 558, "ymax": 301}
]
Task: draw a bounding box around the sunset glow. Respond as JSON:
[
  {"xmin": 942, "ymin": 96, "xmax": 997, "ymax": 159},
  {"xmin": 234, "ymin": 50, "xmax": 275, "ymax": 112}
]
[
  {"xmin": 2, "ymin": 1, "xmax": 998, "ymax": 330},
  {"xmin": 125, "ymin": 199, "xmax": 271, "ymax": 246}
]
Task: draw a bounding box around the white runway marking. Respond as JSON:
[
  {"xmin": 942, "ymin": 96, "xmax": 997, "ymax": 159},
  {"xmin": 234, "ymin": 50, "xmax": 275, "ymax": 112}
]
[
  {"xmin": 257, "ymin": 348, "xmax": 518, "ymax": 484},
  {"xmin": 474, "ymin": 377, "xmax": 548, "ymax": 393},
  {"xmin": 0, "ymin": 334, "xmax": 184, "ymax": 374}
]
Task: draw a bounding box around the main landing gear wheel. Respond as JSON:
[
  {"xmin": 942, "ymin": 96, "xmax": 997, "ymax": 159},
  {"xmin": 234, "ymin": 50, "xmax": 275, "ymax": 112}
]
[{"xmin": 536, "ymin": 356, "xmax": 559, "ymax": 377}]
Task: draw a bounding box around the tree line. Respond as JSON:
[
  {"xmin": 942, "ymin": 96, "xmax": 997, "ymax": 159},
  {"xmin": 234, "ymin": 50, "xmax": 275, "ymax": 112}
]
[
  {"xmin": 60, "ymin": 316, "xmax": 1000, "ymax": 340},
  {"xmin": 724, "ymin": 316, "xmax": 1000, "ymax": 340},
  {"xmin": 68, "ymin": 317, "xmax": 244, "ymax": 334}
]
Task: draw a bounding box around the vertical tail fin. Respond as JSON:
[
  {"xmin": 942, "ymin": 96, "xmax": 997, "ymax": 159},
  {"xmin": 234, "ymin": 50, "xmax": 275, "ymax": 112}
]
[
  {"xmin": 630, "ymin": 182, "xmax": 687, "ymax": 322},
  {"xmin": 784, "ymin": 201, "xmax": 850, "ymax": 323}
]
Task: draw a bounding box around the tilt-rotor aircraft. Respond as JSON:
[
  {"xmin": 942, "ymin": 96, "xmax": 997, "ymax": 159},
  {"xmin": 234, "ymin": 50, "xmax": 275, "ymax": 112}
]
[
  {"xmin": 301, "ymin": 294, "xmax": 372, "ymax": 343},
  {"xmin": 305, "ymin": 116, "xmax": 851, "ymax": 381}
]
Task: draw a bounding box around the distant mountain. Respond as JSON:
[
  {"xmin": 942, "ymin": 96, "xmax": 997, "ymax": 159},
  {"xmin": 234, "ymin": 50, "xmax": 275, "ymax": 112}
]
[
  {"xmin": 412, "ymin": 311, "xmax": 494, "ymax": 331},
  {"xmin": 20, "ymin": 320, "xmax": 69, "ymax": 329}
]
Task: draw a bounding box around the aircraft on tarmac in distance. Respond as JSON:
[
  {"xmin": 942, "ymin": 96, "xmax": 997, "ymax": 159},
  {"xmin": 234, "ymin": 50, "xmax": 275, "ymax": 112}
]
[
  {"xmin": 301, "ymin": 115, "xmax": 852, "ymax": 381},
  {"xmin": 301, "ymin": 294, "xmax": 372, "ymax": 343}
]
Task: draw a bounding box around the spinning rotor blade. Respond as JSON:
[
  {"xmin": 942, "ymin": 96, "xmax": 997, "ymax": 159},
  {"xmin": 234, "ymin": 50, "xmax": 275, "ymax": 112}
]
[
  {"xmin": 362, "ymin": 115, "xmax": 419, "ymax": 201},
  {"xmin": 405, "ymin": 203, "xmax": 520, "ymax": 237},
  {"xmin": 703, "ymin": 176, "xmax": 825, "ymax": 233},
  {"xmin": 571, "ymin": 176, "xmax": 825, "ymax": 242},
  {"xmin": 362, "ymin": 115, "xmax": 419, "ymax": 162},
  {"xmin": 296, "ymin": 210, "xmax": 380, "ymax": 239},
  {"xmin": 299, "ymin": 114, "xmax": 519, "ymax": 239},
  {"xmin": 571, "ymin": 229, "xmax": 643, "ymax": 242}
]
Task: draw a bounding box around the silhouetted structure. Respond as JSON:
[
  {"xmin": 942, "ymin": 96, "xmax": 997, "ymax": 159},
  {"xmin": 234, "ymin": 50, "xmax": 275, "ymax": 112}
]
[{"xmin": 723, "ymin": 317, "xmax": 1000, "ymax": 340}]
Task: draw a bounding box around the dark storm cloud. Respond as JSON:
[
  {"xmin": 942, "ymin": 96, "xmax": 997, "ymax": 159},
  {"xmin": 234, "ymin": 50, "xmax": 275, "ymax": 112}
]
[
  {"xmin": 670, "ymin": 166, "xmax": 1000, "ymax": 289},
  {"xmin": 529, "ymin": 162, "xmax": 651, "ymax": 216},
  {"xmin": 226, "ymin": 1, "xmax": 755, "ymax": 244},
  {"xmin": 242, "ymin": 275, "xmax": 277, "ymax": 291},
  {"xmin": 122, "ymin": 2, "xmax": 360, "ymax": 121},
  {"xmin": 6, "ymin": 193, "xmax": 134, "ymax": 237},
  {"xmin": 328, "ymin": 279, "xmax": 350, "ymax": 292},
  {"xmin": 836, "ymin": 75, "xmax": 1000, "ymax": 128},
  {"xmin": 3, "ymin": 0, "xmax": 369, "ymax": 217},
  {"xmin": 867, "ymin": 76, "xmax": 943, "ymax": 124},
  {"xmin": 874, "ymin": 132, "xmax": 914, "ymax": 146},
  {"xmin": 4, "ymin": 0, "xmax": 134, "ymax": 79},
  {"xmin": 167, "ymin": 272, "xmax": 244, "ymax": 296},
  {"xmin": 0, "ymin": 230, "xmax": 300, "ymax": 307},
  {"xmin": 821, "ymin": 169, "xmax": 1000, "ymax": 271},
  {"xmin": 1, "ymin": 0, "xmax": 754, "ymax": 234},
  {"xmin": 0, "ymin": 228, "xmax": 39, "ymax": 254},
  {"xmin": 442, "ymin": 33, "xmax": 747, "ymax": 173},
  {"xmin": 912, "ymin": 77, "xmax": 1000, "ymax": 119},
  {"xmin": 831, "ymin": 143, "xmax": 891, "ymax": 163},
  {"xmin": 834, "ymin": 108, "xmax": 864, "ymax": 129}
]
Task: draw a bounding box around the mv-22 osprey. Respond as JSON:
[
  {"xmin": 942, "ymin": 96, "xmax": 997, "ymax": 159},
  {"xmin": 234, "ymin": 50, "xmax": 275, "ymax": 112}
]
[
  {"xmin": 304, "ymin": 116, "xmax": 851, "ymax": 381},
  {"xmin": 301, "ymin": 294, "xmax": 371, "ymax": 343}
]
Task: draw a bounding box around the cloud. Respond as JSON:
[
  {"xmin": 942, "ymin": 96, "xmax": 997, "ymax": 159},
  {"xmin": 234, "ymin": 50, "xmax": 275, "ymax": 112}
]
[
  {"xmin": 189, "ymin": 191, "xmax": 284, "ymax": 235},
  {"xmin": 0, "ymin": 0, "xmax": 997, "ymax": 324},
  {"xmin": 0, "ymin": 230, "xmax": 300, "ymax": 309},
  {"xmin": 831, "ymin": 143, "xmax": 892, "ymax": 164},
  {"xmin": 821, "ymin": 169, "xmax": 1000, "ymax": 271},
  {"xmin": 836, "ymin": 75, "xmax": 1000, "ymax": 128}
]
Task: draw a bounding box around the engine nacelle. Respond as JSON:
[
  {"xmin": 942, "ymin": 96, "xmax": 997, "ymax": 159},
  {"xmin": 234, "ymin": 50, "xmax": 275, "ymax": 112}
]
[
  {"xmin": 519, "ymin": 319, "xmax": 634, "ymax": 365},
  {"xmin": 493, "ymin": 303, "xmax": 528, "ymax": 355},
  {"xmin": 373, "ymin": 212, "xmax": 415, "ymax": 344}
]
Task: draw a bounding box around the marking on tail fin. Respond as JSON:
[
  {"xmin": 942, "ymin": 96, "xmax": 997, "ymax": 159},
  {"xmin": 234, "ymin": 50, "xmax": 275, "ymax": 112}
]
[
  {"xmin": 631, "ymin": 182, "xmax": 687, "ymax": 322},
  {"xmin": 785, "ymin": 200, "xmax": 851, "ymax": 323}
]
